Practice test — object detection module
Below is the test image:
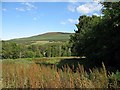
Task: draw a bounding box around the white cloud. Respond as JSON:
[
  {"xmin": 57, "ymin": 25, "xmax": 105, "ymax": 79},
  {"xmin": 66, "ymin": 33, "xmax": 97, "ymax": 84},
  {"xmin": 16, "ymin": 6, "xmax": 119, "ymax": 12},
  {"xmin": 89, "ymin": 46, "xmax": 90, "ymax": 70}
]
[
  {"xmin": 16, "ymin": 2, "xmax": 37, "ymax": 12},
  {"xmin": 68, "ymin": 0, "xmax": 80, "ymax": 3},
  {"xmin": 67, "ymin": 1, "xmax": 79, "ymax": 12},
  {"xmin": 1, "ymin": 0, "xmax": 107, "ymax": 2},
  {"xmin": 2, "ymin": 8, "xmax": 7, "ymax": 11},
  {"xmin": 93, "ymin": 13, "xmax": 100, "ymax": 16},
  {"xmin": 22, "ymin": 2, "xmax": 37, "ymax": 10},
  {"xmin": 93, "ymin": 0, "xmax": 104, "ymax": 2},
  {"xmin": 93, "ymin": 13, "xmax": 104, "ymax": 16},
  {"xmin": 60, "ymin": 21, "xmax": 66, "ymax": 25},
  {"xmin": 76, "ymin": 2, "xmax": 102, "ymax": 14},
  {"xmin": 68, "ymin": 19, "xmax": 78, "ymax": 24},
  {"xmin": 93, "ymin": 13, "xmax": 99, "ymax": 16},
  {"xmin": 67, "ymin": 5, "xmax": 75, "ymax": 12},
  {"xmin": 60, "ymin": 18, "xmax": 78, "ymax": 25},
  {"xmin": 76, "ymin": 5, "xmax": 90, "ymax": 14},
  {"xmin": 16, "ymin": 8, "xmax": 25, "ymax": 12},
  {"xmin": 2, "ymin": 0, "xmax": 94, "ymax": 2}
]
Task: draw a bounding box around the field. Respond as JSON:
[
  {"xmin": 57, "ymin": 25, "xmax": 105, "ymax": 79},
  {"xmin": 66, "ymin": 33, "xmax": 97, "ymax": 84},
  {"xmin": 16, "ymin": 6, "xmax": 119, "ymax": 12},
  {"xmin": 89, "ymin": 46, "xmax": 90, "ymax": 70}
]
[
  {"xmin": 2, "ymin": 1, "xmax": 120, "ymax": 89},
  {"xmin": 1, "ymin": 57, "xmax": 120, "ymax": 88}
]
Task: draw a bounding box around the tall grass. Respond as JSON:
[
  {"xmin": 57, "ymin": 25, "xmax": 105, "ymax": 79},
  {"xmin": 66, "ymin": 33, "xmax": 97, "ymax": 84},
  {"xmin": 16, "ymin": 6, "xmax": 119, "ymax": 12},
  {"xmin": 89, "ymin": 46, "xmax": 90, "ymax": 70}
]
[{"xmin": 2, "ymin": 60, "xmax": 120, "ymax": 88}]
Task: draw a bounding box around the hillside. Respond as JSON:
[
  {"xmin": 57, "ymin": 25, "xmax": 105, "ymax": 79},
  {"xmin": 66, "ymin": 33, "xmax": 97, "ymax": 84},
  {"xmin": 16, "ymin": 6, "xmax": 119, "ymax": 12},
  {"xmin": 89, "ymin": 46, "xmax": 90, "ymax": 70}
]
[{"xmin": 8, "ymin": 32, "xmax": 74, "ymax": 44}]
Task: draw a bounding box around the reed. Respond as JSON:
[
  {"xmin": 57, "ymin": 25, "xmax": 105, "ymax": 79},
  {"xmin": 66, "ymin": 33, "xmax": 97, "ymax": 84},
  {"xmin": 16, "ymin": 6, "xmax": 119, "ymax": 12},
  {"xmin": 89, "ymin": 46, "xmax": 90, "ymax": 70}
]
[{"xmin": 2, "ymin": 61, "xmax": 120, "ymax": 88}]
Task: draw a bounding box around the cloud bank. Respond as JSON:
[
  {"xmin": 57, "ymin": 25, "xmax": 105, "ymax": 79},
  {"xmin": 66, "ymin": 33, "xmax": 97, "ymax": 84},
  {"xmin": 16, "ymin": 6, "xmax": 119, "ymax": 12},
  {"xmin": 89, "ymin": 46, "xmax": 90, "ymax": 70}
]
[{"xmin": 76, "ymin": 2, "xmax": 102, "ymax": 14}]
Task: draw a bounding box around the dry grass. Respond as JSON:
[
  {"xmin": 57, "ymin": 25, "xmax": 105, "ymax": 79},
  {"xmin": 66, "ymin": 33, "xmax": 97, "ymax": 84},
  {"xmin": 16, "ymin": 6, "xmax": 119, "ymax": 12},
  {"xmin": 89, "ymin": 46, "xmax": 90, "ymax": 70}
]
[{"xmin": 2, "ymin": 60, "xmax": 119, "ymax": 88}]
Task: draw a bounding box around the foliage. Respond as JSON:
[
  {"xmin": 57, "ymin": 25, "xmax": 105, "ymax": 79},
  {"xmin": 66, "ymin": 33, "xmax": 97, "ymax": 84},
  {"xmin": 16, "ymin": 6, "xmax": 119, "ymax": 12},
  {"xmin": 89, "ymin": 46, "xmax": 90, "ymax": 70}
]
[
  {"xmin": 108, "ymin": 70, "xmax": 120, "ymax": 88},
  {"xmin": 2, "ymin": 41, "xmax": 72, "ymax": 59},
  {"xmin": 70, "ymin": 15, "xmax": 101, "ymax": 57},
  {"xmin": 70, "ymin": 2, "xmax": 120, "ymax": 67},
  {"xmin": 2, "ymin": 41, "xmax": 21, "ymax": 59}
]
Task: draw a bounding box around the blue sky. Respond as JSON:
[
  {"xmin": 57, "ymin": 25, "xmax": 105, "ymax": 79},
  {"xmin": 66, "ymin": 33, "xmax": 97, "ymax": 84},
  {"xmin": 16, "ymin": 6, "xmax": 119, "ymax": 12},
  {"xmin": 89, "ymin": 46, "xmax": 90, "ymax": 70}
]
[{"xmin": 2, "ymin": 1, "xmax": 102, "ymax": 40}]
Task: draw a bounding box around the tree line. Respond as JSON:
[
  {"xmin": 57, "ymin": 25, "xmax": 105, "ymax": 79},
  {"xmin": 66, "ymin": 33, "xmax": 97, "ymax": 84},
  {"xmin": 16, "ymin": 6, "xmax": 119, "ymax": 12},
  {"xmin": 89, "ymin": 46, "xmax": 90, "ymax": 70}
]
[{"xmin": 2, "ymin": 41, "xmax": 72, "ymax": 59}]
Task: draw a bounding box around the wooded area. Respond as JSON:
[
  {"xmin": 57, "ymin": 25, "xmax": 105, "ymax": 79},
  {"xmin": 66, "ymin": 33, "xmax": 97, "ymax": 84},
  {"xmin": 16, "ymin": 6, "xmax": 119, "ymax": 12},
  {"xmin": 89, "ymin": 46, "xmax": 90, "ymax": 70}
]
[
  {"xmin": 2, "ymin": 41, "xmax": 71, "ymax": 59},
  {"xmin": 70, "ymin": 2, "xmax": 120, "ymax": 68}
]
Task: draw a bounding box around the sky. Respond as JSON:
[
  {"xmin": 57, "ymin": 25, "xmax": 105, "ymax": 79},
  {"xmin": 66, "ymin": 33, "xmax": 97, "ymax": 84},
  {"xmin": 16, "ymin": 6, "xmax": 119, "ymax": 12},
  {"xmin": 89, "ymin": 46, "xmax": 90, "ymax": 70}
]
[{"xmin": 2, "ymin": 1, "xmax": 103, "ymax": 40}]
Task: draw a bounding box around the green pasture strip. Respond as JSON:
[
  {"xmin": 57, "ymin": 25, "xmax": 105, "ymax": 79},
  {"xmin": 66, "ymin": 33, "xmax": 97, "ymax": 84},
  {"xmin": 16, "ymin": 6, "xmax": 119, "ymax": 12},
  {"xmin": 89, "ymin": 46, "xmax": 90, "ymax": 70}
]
[{"xmin": 2, "ymin": 58, "xmax": 34, "ymax": 64}]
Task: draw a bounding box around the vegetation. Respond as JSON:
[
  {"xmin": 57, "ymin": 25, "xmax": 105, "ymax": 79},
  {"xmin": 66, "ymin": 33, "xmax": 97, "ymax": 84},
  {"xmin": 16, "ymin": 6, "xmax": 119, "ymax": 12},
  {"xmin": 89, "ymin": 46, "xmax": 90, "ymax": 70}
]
[
  {"xmin": 1, "ymin": 1, "xmax": 120, "ymax": 89},
  {"xmin": 8, "ymin": 32, "xmax": 73, "ymax": 44},
  {"xmin": 2, "ymin": 41, "xmax": 72, "ymax": 59},
  {"xmin": 2, "ymin": 59, "xmax": 120, "ymax": 88},
  {"xmin": 70, "ymin": 2, "xmax": 120, "ymax": 68}
]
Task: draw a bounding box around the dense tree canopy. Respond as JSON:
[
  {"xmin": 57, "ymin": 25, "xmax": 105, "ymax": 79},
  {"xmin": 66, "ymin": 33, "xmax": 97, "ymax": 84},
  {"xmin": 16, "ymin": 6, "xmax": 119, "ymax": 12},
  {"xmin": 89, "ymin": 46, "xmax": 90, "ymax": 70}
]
[
  {"xmin": 70, "ymin": 2, "xmax": 120, "ymax": 67},
  {"xmin": 2, "ymin": 41, "xmax": 71, "ymax": 59}
]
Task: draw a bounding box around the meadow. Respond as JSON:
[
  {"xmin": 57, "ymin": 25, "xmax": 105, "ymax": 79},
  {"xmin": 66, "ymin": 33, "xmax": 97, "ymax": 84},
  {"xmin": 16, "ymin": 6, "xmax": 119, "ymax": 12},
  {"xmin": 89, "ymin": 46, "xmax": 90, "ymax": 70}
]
[
  {"xmin": 1, "ymin": 57, "xmax": 120, "ymax": 88},
  {"xmin": 2, "ymin": 1, "xmax": 120, "ymax": 89}
]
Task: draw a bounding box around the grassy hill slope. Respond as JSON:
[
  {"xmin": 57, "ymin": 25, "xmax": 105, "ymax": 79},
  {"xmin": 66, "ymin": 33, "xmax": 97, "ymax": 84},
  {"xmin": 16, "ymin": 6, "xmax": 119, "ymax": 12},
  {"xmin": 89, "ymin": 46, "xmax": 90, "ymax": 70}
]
[{"xmin": 8, "ymin": 32, "xmax": 74, "ymax": 44}]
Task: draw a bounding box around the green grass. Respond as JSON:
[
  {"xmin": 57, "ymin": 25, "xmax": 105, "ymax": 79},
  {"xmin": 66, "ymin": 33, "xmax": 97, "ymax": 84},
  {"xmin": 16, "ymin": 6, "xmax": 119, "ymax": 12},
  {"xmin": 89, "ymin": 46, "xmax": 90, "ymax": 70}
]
[
  {"xmin": 7, "ymin": 32, "xmax": 74, "ymax": 44},
  {"xmin": 31, "ymin": 41, "xmax": 50, "ymax": 45},
  {"xmin": 28, "ymin": 32, "xmax": 72, "ymax": 41}
]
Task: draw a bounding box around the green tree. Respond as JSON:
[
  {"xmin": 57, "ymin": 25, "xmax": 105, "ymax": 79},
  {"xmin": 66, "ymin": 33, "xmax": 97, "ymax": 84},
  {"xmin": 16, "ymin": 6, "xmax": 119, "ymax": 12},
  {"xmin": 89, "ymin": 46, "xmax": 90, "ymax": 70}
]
[
  {"xmin": 2, "ymin": 42, "xmax": 21, "ymax": 59},
  {"xmin": 70, "ymin": 2, "xmax": 120, "ymax": 67},
  {"xmin": 99, "ymin": 2, "xmax": 120, "ymax": 66},
  {"xmin": 70, "ymin": 15, "xmax": 101, "ymax": 57}
]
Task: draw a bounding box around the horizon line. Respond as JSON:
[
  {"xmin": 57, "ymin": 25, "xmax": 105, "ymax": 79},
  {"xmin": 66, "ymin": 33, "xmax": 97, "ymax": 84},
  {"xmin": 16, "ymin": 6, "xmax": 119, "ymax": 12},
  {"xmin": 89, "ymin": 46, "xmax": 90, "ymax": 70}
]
[{"xmin": 1, "ymin": 31, "xmax": 74, "ymax": 41}]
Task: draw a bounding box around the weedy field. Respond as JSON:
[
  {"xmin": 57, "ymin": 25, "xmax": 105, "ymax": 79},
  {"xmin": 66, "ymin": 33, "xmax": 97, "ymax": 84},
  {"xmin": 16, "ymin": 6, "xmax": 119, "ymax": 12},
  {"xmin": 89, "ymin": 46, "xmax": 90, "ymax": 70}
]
[{"xmin": 1, "ymin": 57, "xmax": 120, "ymax": 88}]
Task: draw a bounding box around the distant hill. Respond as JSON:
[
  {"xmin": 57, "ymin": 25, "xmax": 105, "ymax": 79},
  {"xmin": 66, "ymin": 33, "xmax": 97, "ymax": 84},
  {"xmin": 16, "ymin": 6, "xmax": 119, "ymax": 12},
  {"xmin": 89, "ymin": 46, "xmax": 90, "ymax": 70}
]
[{"xmin": 8, "ymin": 32, "xmax": 74, "ymax": 44}]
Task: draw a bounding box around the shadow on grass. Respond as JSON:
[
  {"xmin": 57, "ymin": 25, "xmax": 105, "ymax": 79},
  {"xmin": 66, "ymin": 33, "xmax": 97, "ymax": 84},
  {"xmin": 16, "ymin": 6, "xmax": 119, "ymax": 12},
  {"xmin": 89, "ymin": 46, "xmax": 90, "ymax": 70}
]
[
  {"xmin": 57, "ymin": 58, "xmax": 97, "ymax": 72},
  {"xmin": 35, "ymin": 57, "xmax": 98, "ymax": 72},
  {"xmin": 35, "ymin": 57, "xmax": 119, "ymax": 73}
]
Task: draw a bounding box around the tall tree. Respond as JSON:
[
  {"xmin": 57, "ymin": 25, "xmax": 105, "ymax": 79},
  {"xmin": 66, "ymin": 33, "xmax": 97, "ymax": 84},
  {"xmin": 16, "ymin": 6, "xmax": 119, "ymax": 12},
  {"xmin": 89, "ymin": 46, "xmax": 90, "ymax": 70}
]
[{"xmin": 70, "ymin": 2, "xmax": 120, "ymax": 67}]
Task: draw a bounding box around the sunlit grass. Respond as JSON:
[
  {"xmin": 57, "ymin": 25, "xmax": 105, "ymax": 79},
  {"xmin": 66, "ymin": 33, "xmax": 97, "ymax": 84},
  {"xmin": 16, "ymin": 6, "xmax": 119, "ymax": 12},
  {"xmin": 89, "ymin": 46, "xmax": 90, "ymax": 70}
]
[{"xmin": 2, "ymin": 58, "xmax": 120, "ymax": 88}]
